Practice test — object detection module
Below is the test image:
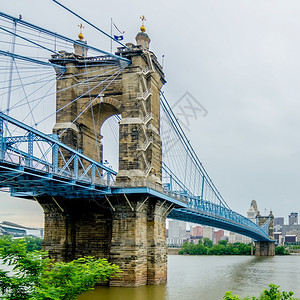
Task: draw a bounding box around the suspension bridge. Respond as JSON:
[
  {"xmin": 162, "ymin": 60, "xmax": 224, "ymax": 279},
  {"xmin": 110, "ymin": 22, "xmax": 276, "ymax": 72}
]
[{"xmin": 0, "ymin": 5, "xmax": 274, "ymax": 287}]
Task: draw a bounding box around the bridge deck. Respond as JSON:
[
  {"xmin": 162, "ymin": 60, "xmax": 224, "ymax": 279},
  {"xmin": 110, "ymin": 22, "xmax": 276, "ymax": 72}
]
[{"xmin": 0, "ymin": 159, "xmax": 272, "ymax": 242}]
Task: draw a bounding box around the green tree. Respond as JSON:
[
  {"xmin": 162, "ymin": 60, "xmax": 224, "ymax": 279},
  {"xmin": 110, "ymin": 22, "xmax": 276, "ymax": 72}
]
[
  {"xmin": 275, "ymin": 246, "xmax": 289, "ymax": 255},
  {"xmin": 223, "ymin": 291, "xmax": 241, "ymax": 300},
  {"xmin": 194, "ymin": 243, "xmax": 207, "ymax": 255},
  {"xmin": 218, "ymin": 240, "xmax": 228, "ymax": 246},
  {"xmin": 0, "ymin": 236, "xmax": 121, "ymax": 300},
  {"xmin": 0, "ymin": 235, "xmax": 43, "ymax": 252},
  {"xmin": 203, "ymin": 237, "xmax": 213, "ymax": 248},
  {"xmin": 223, "ymin": 284, "xmax": 297, "ymax": 300},
  {"xmin": 178, "ymin": 240, "xmax": 255, "ymax": 256},
  {"xmin": 23, "ymin": 236, "xmax": 43, "ymax": 252},
  {"xmin": 207, "ymin": 244, "xmax": 225, "ymax": 255}
]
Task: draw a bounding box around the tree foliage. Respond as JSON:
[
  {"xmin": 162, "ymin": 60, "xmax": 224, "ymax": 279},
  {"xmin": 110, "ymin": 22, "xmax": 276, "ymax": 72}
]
[
  {"xmin": 275, "ymin": 246, "xmax": 290, "ymax": 256},
  {"xmin": 0, "ymin": 236, "xmax": 121, "ymax": 300},
  {"xmin": 178, "ymin": 240, "xmax": 252, "ymax": 255},
  {"xmin": 223, "ymin": 284, "xmax": 298, "ymax": 300},
  {"xmin": 22, "ymin": 236, "xmax": 43, "ymax": 252},
  {"xmin": 203, "ymin": 237, "xmax": 213, "ymax": 248}
]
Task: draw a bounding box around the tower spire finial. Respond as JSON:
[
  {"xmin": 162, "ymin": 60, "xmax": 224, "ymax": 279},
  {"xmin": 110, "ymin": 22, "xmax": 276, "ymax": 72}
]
[
  {"xmin": 140, "ymin": 15, "xmax": 146, "ymax": 32},
  {"xmin": 78, "ymin": 23, "xmax": 84, "ymax": 40}
]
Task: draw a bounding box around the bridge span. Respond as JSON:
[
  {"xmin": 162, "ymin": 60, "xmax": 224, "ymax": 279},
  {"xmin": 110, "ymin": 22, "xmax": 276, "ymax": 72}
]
[{"xmin": 0, "ymin": 11, "xmax": 274, "ymax": 286}]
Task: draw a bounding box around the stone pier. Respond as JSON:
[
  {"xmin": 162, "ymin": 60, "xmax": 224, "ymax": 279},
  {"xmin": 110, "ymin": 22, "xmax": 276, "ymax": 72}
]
[
  {"xmin": 255, "ymin": 211, "xmax": 275, "ymax": 256},
  {"xmin": 40, "ymin": 24, "xmax": 168, "ymax": 286},
  {"xmin": 255, "ymin": 241, "xmax": 275, "ymax": 256},
  {"xmin": 39, "ymin": 195, "xmax": 168, "ymax": 286}
]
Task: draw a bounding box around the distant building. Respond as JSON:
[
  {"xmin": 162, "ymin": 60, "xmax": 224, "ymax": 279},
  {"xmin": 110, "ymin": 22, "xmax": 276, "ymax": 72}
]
[
  {"xmin": 214, "ymin": 230, "xmax": 224, "ymax": 244},
  {"xmin": 285, "ymin": 235, "xmax": 297, "ymax": 243},
  {"xmin": 289, "ymin": 212, "xmax": 298, "ymax": 225},
  {"xmin": 247, "ymin": 200, "xmax": 258, "ymax": 222},
  {"xmin": 274, "ymin": 217, "xmax": 284, "ymax": 232},
  {"xmin": 167, "ymin": 219, "xmax": 187, "ymax": 246},
  {"xmin": 281, "ymin": 224, "xmax": 300, "ymax": 241},
  {"xmin": 189, "ymin": 225, "xmax": 224, "ymax": 244},
  {"xmin": 274, "ymin": 232, "xmax": 283, "ymax": 244},
  {"xmin": 190, "ymin": 226, "xmax": 203, "ymax": 238},
  {"xmin": 0, "ymin": 221, "xmax": 43, "ymax": 238},
  {"xmin": 0, "ymin": 223, "xmax": 3, "ymax": 236},
  {"xmin": 202, "ymin": 226, "xmax": 214, "ymax": 240},
  {"xmin": 228, "ymin": 231, "xmax": 252, "ymax": 244},
  {"xmin": 228, "ymin": 200, "xmax": 258, "ymax": 244}
]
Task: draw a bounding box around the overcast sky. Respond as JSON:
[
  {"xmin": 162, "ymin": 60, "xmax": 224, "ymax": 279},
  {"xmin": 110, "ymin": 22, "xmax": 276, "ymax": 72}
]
[{"xmin": 1, "ymin": 0, "xmax": 300, "ymax": 227}]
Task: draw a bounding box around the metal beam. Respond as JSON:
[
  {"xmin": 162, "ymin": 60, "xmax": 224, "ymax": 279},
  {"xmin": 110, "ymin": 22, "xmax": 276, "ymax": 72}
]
[
  {"xmin": 0, "ymin": 25, "xmax": 62, "ymax": 57},
  {"xmin": 0, "ymin": 112, "xmax": 117, "ymax": 175},
  {"xmin": 0, "ymin": 50, "xmax": 65, "ymax": 71},
  {"xmin": 0, "ymin": 12, "xmax": 130, "ymax": 64},
  {"xmin": 51, "ymin": 0, "xmax": 129, "ymax": 50}
]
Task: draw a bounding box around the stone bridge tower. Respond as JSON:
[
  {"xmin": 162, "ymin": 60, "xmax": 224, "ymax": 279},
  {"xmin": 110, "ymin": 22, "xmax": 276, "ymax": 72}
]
[
  {"xmin": 51, "ymin": 22, "xmax": 165, "ymax": 186},
  {"xmin": 39, "ymin": 22, "xmax": 170, "ymax": 287},
  {"xmin": 255, "ymin": 210, "xmax": 275, "ymax": 256}
]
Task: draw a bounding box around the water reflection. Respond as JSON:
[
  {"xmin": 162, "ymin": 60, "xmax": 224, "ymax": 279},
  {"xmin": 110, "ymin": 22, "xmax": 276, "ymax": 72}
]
[
  {"xmin": 78, "ymin": 283, "xmax": 167, "ymax": 300},
  {"xmin": 224, "ymin": 256, "xmax": 300, "ymax": 298},
  {"xmin": 78, "ymin": 255, "xmax": 300, "ymax": 300}
]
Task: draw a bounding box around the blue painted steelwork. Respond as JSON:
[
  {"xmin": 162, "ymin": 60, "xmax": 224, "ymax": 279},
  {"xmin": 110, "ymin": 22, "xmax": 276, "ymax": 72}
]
[
  {"xmin": 0, "ymin": 50, "xmax": 65, "ymax": 71},
  {"xmin": 0, "ymin": 112, "xmax": 116, "ymax": 197},
  {"xmin": 0, "ymin": 117, "xmax": 4, "ymax": 160},
  {"xmin": 168, "ymin": 208, "xmax": 270, "ymax": 241},
  {"xmin": 160, "ymin": 92, "xmax": 230, "ymax": 210},
  {"xmin": 52, "ymin": 0, "xmax": 129, "ymax": 50},
  {"xmin": 108, "ymin": 185, "xmax": 271, "ymax": 241},
  {"xmin": 6, "ymin": 19, "xmax": 16, "ymax": 116},
  {"xmin": 0, "ymin": 110, "xmax": 272, "ymax": 241},
  {"xmin": 0, "ymin": 25, "xmax": 62, "ymax": 57},
  {"xmin": 0, "ymin": 12, "xmax": 131, "ymax": 64},
  {"xmin": 0, "ymin": 11, "xmax": 272, "ymax": 241}
]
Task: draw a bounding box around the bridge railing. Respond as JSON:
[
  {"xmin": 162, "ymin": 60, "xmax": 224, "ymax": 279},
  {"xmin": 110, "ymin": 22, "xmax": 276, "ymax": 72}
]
[
  {"xmin": 176, "ymin": 193, "xmax": 269, "ymax": 238},
  {"xmin": 113, "ymin": 179, "xmax": 269, "ymax": 239},
  {"xmin": 115, "ymin": 180, "xmax": 189, "ymax": 205},
  {"xmin": 0, "ymin": 112, "xmax": 116, "ymax": 187}
]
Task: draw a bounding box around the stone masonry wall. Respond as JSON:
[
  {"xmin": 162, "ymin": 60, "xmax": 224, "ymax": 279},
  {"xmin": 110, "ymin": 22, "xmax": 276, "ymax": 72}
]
[
  {"xmin": 255, "ymin": 213, "xmax": 275, "ymax": 256},
  {"xmin": 109, "ymin": 196, "xmax": 168, "ymax": 287},
  {"xmin": 255, "ymin": 241, "xmax": 275, "ymax": 256},
  {"xmin": 39, "ymin": 198, "xmax": 113, "ymax": 261}
]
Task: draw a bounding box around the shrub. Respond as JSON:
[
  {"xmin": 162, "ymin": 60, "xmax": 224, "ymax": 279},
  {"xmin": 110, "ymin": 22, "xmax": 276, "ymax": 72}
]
[{"xmin": 0, "ymin": 236, "xmax": 121, "ymax": 300}]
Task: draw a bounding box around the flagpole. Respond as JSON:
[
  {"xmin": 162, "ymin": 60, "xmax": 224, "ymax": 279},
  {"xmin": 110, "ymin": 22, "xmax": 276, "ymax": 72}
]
[{"xmin": 110, "ymin": 18, "xmax": 113, "ymax": 53}]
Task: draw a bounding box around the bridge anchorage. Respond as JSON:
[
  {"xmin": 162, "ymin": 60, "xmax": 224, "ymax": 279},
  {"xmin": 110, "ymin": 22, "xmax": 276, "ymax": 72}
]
[{"xmin": 0, "ymin": 12, "xmax": 275, "ymax": 287}]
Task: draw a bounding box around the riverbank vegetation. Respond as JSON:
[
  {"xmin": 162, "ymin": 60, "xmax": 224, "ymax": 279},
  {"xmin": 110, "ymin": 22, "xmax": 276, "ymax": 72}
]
[
  {"xmin": 0, "ymin": 235, "xmax": 43, "ymax": 252},
  {"xmin": 275, "ymin": 245, "xmax": 290, "ymax": 255},
  {"xmin": 178, "ymin": 239, "xmax": 290, "ymax": 256},
  {"xmin": 23, "ymin": 236, "xmax": 43, "ymax": 252},
  {"xmin": 224, "ymin": 283, "xmax": 299, "ymax": 300},
  {"xmin": 0, "ymin": 236, "xmax": 121, "ymax": 300},
  {"xmin": 178, "ymin": 239, "xmax": 252, "ymax": 255}
]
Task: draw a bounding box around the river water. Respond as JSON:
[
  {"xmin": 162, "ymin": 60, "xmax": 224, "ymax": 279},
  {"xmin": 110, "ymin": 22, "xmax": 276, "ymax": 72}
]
[{"xmin": 78, "ymin": 255, "xmax": 300, "ymax": 300}]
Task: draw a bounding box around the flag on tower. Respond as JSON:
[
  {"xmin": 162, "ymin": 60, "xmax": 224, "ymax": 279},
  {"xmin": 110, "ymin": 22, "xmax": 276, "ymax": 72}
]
[
  {"xmin": 114, "ymin": 35, "xmax": 124, "ymax": 41},
  {"xmin": 112, "ymin": 20, "xmax": 125, "ymax": 41}
]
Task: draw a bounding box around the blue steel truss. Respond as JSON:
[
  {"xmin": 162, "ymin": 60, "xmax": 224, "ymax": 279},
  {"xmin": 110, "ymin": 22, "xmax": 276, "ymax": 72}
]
[
  {"xmin": 0, "ymin": 10, "xmax": 273, "ymax": 242},
  {"xmin": 0, "ymin": 112, "xmax": 116, "ymax": 198},
  {"xmin": 0, "ymin": 111, "xmax": 271, "ymax": 241},
  {"xmin": 0, "ymin": 12, "xmax": 131, "ymax": 64}
]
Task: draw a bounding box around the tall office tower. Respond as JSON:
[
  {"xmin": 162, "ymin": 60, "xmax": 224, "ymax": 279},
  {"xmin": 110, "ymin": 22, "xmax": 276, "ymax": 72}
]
[
  {"xmin": 274, "ymin": 217, "xmax": 284, "ymax": 232},
  {"xmin": 289, "ymin": 212, "xmax": 298, "ymax": 225}
]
